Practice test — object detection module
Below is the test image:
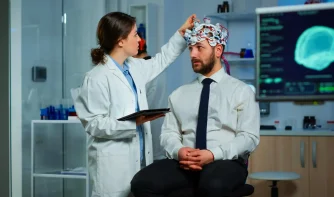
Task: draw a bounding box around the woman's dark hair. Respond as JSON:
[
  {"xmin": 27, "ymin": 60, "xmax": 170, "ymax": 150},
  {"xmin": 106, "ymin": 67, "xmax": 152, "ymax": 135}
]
[{"xmin": 91, "ymin": 12, "xmax": 136, "ymax": 65}]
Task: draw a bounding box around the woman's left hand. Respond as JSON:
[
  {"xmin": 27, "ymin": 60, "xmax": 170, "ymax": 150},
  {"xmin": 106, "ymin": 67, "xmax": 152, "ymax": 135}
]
[
  {"xmin": 178, "ymin": 14, "xmax": 198, "ymax": 36},
  {"xmin": 135, "ymin": 113, "xmax": 165, "ymax": 126}
]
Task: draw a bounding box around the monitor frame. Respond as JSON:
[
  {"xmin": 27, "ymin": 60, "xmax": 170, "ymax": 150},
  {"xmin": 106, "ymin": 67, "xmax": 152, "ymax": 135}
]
[
  {"xmin": 240, "ymin": 79, "xmax": 271, "ymax": 115},
  {"xmin": 255, "ymin": 3, "xmax": 334, "ymax": 101}
]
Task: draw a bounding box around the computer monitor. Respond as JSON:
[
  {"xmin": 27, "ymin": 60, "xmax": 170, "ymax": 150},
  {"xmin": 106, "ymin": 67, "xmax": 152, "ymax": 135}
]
[
  {"xmin": 255, "ymin": 3, "xmax": 334, "ymax": 101},
  {"xmin": 241, "ymin": 79, "xmax": 271, "ymax": 116}
]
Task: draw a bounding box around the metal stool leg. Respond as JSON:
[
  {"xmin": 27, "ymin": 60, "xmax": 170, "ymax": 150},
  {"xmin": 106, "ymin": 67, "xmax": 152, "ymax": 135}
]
[{"xmin": 270, "ymin": 181, "xmax": 278, "ymax": 197}]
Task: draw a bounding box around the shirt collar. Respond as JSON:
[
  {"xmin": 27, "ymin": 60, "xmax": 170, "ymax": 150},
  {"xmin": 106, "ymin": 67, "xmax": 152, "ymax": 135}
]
[
  {"xmin": 197, "ymin": 67, "xmax": 226, "ymax": 84},
  {"xmin": 109, "ymin": 55, "xmax": 129, "ymax": 74}
]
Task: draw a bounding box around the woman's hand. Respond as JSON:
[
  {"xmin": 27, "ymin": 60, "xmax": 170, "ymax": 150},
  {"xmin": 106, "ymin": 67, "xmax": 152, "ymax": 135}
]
[
  {"xmin": 136, "ymin": 113, "xmax": 165, "ymax": 126},
  {"xmin": 178, "ymin": 14, "xmax": 198, "ymax": 36}
]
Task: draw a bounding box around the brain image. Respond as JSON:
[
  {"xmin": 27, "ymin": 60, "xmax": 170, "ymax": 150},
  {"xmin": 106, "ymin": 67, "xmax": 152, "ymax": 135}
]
[{"xmin": 294, "ymin": 26, "xmax": 334, "ymax": 71}]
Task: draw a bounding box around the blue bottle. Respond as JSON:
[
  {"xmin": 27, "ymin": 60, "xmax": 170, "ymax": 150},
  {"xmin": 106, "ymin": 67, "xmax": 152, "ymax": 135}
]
[
  {"xmin": 40, "ymin": 108, "xmax": 48, "ymax": 120},
  {"xmin": 244, "ymin": 43, "xmax": 254, "ymax": 58},
  {"xmin": 137, "ymin": 23, "xmax": 146, "ymax": 39}
]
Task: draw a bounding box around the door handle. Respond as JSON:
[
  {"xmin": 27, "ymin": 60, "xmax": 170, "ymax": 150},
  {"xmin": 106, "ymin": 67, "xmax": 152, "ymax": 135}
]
[
  {"xmin": 300, "ymin": 140, "xmax": 305, "ymax": 168},
  {"xmin": 312, "ymin": 141, "xmax": 317, "ymax": 168},
  {"xmin": 62, "ymin": 13, "xmax": 67, "ymax": 36}
]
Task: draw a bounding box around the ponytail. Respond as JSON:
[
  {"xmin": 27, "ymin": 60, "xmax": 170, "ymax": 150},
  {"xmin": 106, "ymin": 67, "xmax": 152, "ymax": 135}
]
[{"xmin": 91, "ymin": 47, "xmax": 106, "ymax": 65}]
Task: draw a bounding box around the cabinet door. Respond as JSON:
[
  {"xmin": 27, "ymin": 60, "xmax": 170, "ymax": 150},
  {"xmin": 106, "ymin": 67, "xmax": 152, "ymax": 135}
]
[
  {"xmin": 249, "ymin": 136, "xmax": 309, "ymax": 197},
  {"xmin": 309, "ymin": 137, "xmax": 334, "ymax": 197}
]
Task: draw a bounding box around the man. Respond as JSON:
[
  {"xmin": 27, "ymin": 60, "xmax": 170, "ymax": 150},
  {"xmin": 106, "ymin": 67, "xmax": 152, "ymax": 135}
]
[
  {"xmin": 134, "ymin": 37, "xmax": 152, "ymax": 60},
  {"xmin": 131, "ymin": 18, "xmax": 260, "ymax": 197},
  {"xmin": 134, "ymin": 36, "xmax": 168, "ymax": 161}
]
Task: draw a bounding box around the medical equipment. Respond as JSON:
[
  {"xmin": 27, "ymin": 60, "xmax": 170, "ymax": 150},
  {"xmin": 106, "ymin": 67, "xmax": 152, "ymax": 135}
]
[
  {"xmin": 40, "ymin": 99, "xmax": 76, "ymax": 120},
  {"xmin": 255, "ymin": 3, "xmax": 334, "ymax": 101},
  {"xmin": 183, "ymin": 17, "xmax": 231, "ymax": 75},
  {"xmin": 137, "ymin": 23, "xmax": 146, "ymax": 39}
]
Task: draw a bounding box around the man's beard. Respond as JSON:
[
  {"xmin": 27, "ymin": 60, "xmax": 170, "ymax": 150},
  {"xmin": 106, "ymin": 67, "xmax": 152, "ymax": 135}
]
[{"xmin": 191, "ymin": 51, "xmax": 215, "ymax": 75}]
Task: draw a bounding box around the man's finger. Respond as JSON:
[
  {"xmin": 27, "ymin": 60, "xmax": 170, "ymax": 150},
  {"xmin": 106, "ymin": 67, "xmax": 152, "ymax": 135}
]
[
  {"xmin": 180, "ymin": 165, "xmax": 190, "ymax": 170},
  {"xmin": 189, "ymin": 165, "xmax": 202, "ymax": 171},
  {"xmin": 188, "ymin": 151, "xmax": 201, "ymax": 157},
  {"xmin": 186, "ymin": 156, "xmax": 201, "ymax": 162},
  {"xmin": 187, "ymin": 148, "xmax": 199, "ymax": 153},
  {"xmin": 179, "ymin": 160, "xmax": 199, "ymax": 166}
]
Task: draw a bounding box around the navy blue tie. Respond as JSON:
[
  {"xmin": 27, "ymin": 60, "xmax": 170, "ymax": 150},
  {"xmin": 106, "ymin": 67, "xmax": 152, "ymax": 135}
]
[{"xmin": 195, "ymin": 78, "xmax": 214, "ymax": 150}]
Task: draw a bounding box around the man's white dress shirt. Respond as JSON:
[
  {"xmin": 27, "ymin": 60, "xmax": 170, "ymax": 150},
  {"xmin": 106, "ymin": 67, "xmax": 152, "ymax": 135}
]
[{"xmin": 160, "ymin": 68, "xmax": 260, "ymax": 161}]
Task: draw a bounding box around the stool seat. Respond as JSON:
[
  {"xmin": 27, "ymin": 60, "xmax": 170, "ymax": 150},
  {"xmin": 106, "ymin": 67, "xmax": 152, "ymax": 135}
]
[
  {"xmin": 249, "ymin": 171, "xmax": 300, "ymax": 181},
  {"xmin": 166, "ymin": 184, "xmax": 254, "ymax": 197},
  {"xmin": 249, "ymin": 171, "xmax": 301, "ymax": 197}
]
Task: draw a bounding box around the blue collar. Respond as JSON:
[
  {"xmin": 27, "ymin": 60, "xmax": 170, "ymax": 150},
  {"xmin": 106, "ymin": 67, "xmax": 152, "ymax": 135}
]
[{"xmin": 109, "ymin": 56, "xmax": 129, "ymax": 74}]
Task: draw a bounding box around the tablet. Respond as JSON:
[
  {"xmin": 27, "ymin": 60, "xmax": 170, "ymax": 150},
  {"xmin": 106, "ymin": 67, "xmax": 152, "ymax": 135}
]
[{"xmin": 117, "ymin": 108, "xmax": 170, "ymax": 121}]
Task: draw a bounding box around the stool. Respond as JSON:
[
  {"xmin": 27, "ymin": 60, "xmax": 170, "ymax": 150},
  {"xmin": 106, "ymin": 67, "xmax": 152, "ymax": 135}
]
[
  {"xmin": 166, "ymin": 184, "xmax": 254, "ymax": 197},
  {"xmin": 249, "ymin": 171, "xmax": 300, "ymax": 197}
]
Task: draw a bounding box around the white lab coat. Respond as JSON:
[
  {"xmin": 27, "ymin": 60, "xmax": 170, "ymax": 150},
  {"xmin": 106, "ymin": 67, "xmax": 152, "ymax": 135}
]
[
  {"xmin": 146, "ymin": 70, "xmax": 168, "ymax": 160},
  {"xmin": 74, "ymin": 31, "xmax": 186, "ymax": 197}
]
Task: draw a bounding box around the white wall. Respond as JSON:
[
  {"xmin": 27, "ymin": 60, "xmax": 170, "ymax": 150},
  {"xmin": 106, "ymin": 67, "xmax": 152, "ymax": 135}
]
[{"xmin": 164, "ymin": 0, "xmax": 185, "ymax": 94}]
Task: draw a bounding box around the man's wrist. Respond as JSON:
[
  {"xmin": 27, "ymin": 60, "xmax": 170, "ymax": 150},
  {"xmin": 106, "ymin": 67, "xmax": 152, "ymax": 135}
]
[
  {"xmin": 207, "ymin": 150, "xmax": 215, "ymax": 162},
  {"xmin": 172, "ymin": 144, "xmax": 185, "ymax": 160},
  {"xmin": 207, "ymin": 147, "xmax": 223, "ymax": 161}
]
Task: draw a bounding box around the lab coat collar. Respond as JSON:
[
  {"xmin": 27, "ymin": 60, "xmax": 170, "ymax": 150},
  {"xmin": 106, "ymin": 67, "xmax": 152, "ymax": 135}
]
[
  {"xmin": 197, "ymin": 67, "xmax": 226, "ymax": 84},
  {"xmin": 108, "ymin": 56, "xmax": 130, "ymax": 74},
  {"xmin": 105, "ymin": 55, "xmax": 133, "ymax": 92}
]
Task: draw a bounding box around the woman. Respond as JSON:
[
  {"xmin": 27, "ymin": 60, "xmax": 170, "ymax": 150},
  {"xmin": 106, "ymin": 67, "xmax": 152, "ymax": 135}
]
[{"xmin": 74, "ymin": 12, "xmax": 196, "ymax": 197}]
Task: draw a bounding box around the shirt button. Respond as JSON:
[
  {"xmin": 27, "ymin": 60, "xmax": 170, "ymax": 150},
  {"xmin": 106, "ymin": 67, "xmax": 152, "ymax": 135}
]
[
  {"xmin": 148, "ymin": 152, "xmax": 150, "ymax": 154},
  {"xmin": 136, "ymin": 160, "xmax": 138, "ymax": 162}
]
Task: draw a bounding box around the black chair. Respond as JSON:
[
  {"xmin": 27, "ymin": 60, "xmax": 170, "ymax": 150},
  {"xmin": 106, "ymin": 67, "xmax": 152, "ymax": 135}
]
[
  {"xmin": 166, "ymin": 184, "xmax": 254, "ymax": 197},
  {"xmin": 229, "ymin": 184, "xmax": 254, "ymax": 197}
]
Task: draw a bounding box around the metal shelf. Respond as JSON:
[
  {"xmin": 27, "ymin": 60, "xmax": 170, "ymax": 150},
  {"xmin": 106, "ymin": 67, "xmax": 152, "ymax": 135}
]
[
  {"xmin": 32, "ymin": 119, "xmax": 81, "ymax": 124},
  {"xmin": 31, "ymin": 118, "xmax": 88, "ymax": 197},
  {"xmin": 225, "ymin": 58, "xmax": 256, "ymax": 65},
  {"xmin": 205, "ymin": 12, "xmax": 256, "ymax": 21},
  {"xmin": 33, "ymin": 173, "xmax": 87, "ymax": 179}
]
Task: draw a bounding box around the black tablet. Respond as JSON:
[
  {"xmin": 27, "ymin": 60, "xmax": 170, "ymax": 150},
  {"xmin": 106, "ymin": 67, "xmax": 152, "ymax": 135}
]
[{"xmin": 117, "ymin": 108, "xmax": 170, "ymax": 121}]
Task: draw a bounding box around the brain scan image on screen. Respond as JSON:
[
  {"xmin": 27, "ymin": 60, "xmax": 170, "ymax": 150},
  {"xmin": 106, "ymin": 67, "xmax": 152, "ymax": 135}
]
[
  {"xmin": 294, "ymin": 26, "xmax": 334, "ymax": 71},
  {"xmin": 256, "ymin": 5, "xmax": 334, "ymax": 101}
]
